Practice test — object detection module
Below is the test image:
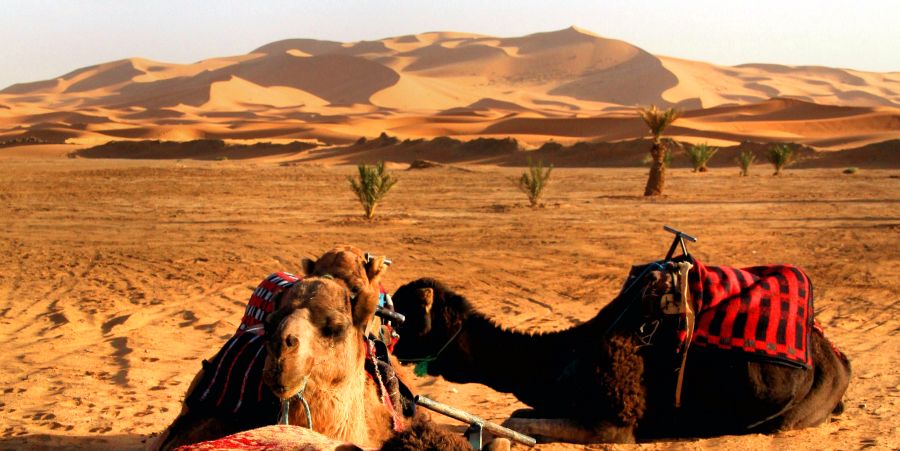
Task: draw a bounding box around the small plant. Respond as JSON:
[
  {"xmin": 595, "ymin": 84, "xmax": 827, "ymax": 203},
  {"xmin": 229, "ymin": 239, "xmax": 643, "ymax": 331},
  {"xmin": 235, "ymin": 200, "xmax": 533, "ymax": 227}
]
[
  {"xmin": 215, "ymin": 155, "xmax": 229, "ymax": 161},
  {"xmin": 348, "ymin": 161, "xmax": 397, "ymax": 219},
  {"xmin": 768, "ymin": 143, "xmax": 795, "ymax": 175},
  {"xmin": 736, "ymin": 150, "xmax": 756, "ymax": 176},
  {"xmin": 517, "ymin": 158, "xmax": 552, "ymax": 208},
  {"xmin": 686, "ymin": 143, "xmax": 718, "ymax": 172},
  {"xmin": 843, "ymin": 167, "xmax": 859, "ymax": 175}
]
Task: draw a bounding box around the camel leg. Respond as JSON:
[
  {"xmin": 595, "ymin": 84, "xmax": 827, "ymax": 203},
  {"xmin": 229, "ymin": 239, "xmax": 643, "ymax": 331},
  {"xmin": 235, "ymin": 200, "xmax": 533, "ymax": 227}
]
[
  {"xmin": 501, "ymin": 417, "xmax": 635, "ymax": 444},
  {"xmin": 770, "ymin": 331, "xmax": 851, "ymax": 430}
]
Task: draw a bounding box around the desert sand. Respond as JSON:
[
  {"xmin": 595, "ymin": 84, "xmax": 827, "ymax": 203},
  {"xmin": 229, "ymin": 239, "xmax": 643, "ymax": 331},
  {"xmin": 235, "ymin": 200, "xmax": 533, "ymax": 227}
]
[
  {"xmin": 0, "ymin": 25, "xmax": 898, "ymax": 451},
  {"xmin": 0, "ymin": 149, "xmax": 897, "ymax": 450},
  {"xmin": 1, "ymin": 27, "xmax": 898, "ymax": 150}
]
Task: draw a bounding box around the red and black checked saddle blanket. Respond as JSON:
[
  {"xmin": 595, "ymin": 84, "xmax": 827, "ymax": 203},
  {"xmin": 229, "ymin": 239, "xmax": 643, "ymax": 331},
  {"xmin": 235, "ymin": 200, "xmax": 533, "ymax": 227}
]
[{"xmin": 687, "ymin": 258, "xmax": 814, "ymax": 368}]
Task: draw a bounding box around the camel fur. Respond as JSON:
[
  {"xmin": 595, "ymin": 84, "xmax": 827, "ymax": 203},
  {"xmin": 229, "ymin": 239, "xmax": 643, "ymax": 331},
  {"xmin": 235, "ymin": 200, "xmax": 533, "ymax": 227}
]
[
  {"xmin": 391, "ymin": 276, "xmax": 851, "ymax": 444},
  {"xmin": 151, "ymin": 246, "xmax": 396, "ymax": 450}
]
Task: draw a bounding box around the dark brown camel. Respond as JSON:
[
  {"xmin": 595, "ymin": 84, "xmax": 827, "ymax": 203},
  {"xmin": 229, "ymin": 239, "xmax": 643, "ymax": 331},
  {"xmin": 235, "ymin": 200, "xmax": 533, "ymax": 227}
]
[{"xmin": 391, "ymin": 274, "xmax": 851, "ymax": 444}]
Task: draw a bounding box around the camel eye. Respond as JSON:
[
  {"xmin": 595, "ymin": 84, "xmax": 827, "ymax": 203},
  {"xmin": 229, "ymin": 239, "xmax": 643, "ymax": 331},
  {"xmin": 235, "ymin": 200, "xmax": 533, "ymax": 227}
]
[{"xmin": 321, "ymin": 318, "xmax": 347, "ymax": 339}]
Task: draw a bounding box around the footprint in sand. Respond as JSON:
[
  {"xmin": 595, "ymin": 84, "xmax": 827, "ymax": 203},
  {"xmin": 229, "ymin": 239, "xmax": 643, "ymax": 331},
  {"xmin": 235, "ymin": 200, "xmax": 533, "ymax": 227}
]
[{"xmin": 859, "ymin": 438, "xmax": 878, "ymax": 449}]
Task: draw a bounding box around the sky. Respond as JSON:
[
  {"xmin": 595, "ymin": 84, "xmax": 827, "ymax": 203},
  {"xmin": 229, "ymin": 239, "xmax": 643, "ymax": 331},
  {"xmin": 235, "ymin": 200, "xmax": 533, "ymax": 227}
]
[{"xmin": 2, "ymin": 0, "xmax": 899, "ymax": 89}]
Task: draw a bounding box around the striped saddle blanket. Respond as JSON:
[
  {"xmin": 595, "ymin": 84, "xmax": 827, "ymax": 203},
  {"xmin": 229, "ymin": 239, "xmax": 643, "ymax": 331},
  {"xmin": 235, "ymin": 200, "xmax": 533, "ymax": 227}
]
[
  {"xmin": 186, "ymin": 272, "xmax": 300, "ymax": 422},
  {"xmin": 686, "ymin": 258, "xmax": 814, "ymax": 368}
]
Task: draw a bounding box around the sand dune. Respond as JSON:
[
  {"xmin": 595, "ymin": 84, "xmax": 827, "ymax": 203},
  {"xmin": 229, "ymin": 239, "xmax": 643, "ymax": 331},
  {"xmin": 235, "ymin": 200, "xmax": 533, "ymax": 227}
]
[{"xmin": 1, "ymin": 27, "xmax": 898, "ymax": 152}]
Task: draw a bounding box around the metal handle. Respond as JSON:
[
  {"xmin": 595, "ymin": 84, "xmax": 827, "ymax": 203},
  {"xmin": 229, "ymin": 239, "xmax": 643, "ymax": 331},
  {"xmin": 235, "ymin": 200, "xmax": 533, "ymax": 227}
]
[
  {"xmin": 663, "ymin": 225, "xmax": 697, "ymax": 260},
  {"xmin": 415, "ymin": 395, "xmax": 536, "ymax": 447},
  {"xmin": 375, "ymin": 307, "xmax": 405, "ymax": 325}
]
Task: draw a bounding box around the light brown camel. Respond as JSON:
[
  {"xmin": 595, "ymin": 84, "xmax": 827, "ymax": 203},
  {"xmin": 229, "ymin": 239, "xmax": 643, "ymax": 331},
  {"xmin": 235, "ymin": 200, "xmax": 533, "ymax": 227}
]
[
  {"xmin": 263, "ymin": 275, "xmax": 402, "ymax": 446},
  {"xmin": 151, "ymin": 246, "xmax": 407, "ymax": 450},
  {"xmin": 391, "ymin": 271, "xmax": 851, "ymax": 444}
]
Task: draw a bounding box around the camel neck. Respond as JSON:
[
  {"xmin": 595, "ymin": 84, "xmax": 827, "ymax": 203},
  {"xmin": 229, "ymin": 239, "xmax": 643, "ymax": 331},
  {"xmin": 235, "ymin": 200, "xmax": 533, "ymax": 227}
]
[
  {"xmin": 300, "ymin": 344, "xmax": 373, "ymax": 445},
  {"xmin": 434, "ymin": 308, "xmax": 588, "ymax": 399}
]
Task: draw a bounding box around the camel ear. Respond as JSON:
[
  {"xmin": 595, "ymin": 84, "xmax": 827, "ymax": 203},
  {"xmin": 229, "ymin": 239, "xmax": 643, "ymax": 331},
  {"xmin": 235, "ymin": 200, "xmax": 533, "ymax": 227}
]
[
  {"xmin": 364, "ymin": 254, "xmax": 389, "ymax": 285},
  {"xmin": 300, "ymin": 258, "xmax": 316, "ymax": 276},
  {"xmin": 418, "ymin": 287, "xmax": 434, "ymax": 314}
]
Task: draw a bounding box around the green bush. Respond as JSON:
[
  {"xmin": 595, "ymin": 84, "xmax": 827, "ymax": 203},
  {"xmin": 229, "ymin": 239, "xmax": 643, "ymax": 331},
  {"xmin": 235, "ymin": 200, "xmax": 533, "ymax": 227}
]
[
  {"xmin": 348, "ymin": 161, "xmax": 397, "ymax": 219},
  {"xmin": 843, "ymin": 167, "xmax": 859, "ymax": 175},
  {"xmin": 517, "ymin": 158, "xmax": 552, "ymax": 208},
  {"xmin": 737, "ymin": 150, "xmax": 756, "ymax": 176},
  {"xmin": 768, "ymin": 144, "xmax": 795, "ymax": 175},
  {"xmin": 686, "ymin": 143, "xmax": 718, "ymax": 172}
]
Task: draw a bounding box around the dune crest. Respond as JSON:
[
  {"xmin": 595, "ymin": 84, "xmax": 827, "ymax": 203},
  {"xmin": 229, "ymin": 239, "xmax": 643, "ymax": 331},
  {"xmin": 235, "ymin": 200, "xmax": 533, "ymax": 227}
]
[{"xmin": 1, "ymin": 27, "xmax": 898, "ymax": 150}]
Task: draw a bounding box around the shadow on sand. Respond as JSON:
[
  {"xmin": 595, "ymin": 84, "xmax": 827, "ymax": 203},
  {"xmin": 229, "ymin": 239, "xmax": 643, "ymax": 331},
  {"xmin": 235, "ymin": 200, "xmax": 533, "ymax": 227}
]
[{"xmin": 0, "ymin": 433, "xmax": 148, "ymax": 451}]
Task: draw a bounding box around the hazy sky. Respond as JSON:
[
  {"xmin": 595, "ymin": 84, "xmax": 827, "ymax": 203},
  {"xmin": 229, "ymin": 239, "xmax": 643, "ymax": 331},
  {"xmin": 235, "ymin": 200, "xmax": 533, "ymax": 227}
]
[{"xmin": 2, "ymin": 0, "xmax": 898, "ymax": 89}]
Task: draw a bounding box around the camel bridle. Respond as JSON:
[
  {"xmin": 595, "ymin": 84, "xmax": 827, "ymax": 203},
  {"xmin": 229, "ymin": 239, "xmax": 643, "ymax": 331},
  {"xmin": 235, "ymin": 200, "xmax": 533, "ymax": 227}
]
[{"xmin": 278, "ymin": 375, "xmax": 312, "ymax": 428}]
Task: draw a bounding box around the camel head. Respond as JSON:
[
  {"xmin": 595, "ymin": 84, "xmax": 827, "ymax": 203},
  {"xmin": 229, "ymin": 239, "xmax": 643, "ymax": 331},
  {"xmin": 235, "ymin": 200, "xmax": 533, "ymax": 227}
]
[
  {"xmin": 263, "ymin": 276, "xmax": 364, "ymax": 400},
  {"xmin": 390, "ymin": 278, "xmax": 448, "ymax": 360},
  {"xmin": 298, "ymin": 245, "xmax": 389, "ymax": 330}
]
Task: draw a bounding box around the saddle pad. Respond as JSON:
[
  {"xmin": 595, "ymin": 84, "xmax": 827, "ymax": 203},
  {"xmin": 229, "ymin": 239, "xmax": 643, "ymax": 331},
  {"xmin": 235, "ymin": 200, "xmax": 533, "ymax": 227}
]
[
  {"xmin": 239, "ymin": 272, "xmax": 301, "ymax": 333},
  {"xmin": 174, "ymin": 425, "xmax": 359, "ymax": 451},
  {"xmin": 187, "ymin": 272, "xmax": 299, "ymax": 418},
  {"xmin": 687, "ymin": 258, "xmax": 814, "ymax": 368}
]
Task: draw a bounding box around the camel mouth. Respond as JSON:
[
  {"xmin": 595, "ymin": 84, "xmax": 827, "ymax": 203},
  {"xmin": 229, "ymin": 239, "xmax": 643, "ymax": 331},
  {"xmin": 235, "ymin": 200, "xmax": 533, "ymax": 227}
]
[{"xmin": 270, "ymin": 382, "xmax": 301, "ymax": 400}]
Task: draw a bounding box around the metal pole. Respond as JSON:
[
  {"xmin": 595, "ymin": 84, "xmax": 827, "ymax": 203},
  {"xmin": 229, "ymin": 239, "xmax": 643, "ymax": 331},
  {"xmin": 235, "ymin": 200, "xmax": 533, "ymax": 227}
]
[{"xmin": 415, "ymin": 395, "xmax": 537, "ymax": 447}]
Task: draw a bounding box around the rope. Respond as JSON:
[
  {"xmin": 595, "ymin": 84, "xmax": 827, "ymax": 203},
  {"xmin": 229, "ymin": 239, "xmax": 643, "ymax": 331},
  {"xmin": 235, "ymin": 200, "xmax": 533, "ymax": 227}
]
[
  {"xmin": 604, "ymin": 261, "xmax": 665, "ymax": 336},
  {"xmin": 397, "ymin": 324, "xmax": 465, "ymax": 364},
  {"xmin": 278, "ymin": 376, "xmax": 312, "ymax": 429}
]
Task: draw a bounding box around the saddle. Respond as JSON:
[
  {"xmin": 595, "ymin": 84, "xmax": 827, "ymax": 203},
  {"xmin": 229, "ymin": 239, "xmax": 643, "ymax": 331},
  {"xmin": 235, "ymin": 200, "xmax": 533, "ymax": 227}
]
[{"xmin": 641, "ymin": 256, "xmax": 815, "ymax": 369}]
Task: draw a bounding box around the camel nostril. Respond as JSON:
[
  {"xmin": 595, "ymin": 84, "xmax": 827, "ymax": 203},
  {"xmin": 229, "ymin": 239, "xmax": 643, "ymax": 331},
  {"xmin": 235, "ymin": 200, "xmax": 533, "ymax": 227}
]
[{"xmin": 285, "ymin": 334, "xmax": 298, "ymax": 348}]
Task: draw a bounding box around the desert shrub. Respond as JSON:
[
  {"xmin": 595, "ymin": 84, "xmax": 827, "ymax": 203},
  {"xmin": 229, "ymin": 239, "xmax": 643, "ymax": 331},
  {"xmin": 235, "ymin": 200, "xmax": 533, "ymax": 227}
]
[
  {"xmin": 843, "ymin": 167, "xmax": 859, "ymax": 175},
  {"xmin": 214, "ymin": 155, "xmax": 228, "ymax": 161},
  {"xmin": 768, "ymin": 143, "xmax": 795, "ymax": 175},
  {"xmin": 539, "ymin": 140, "xmax": 565, "ymax": 152},
  {"xmin": 460, "ymin": 137, "xmax": 518, "ymax": 153},
  {"xmin": 737, "ymin": 150, "xmax": 756, "ymax": 176},
  {"xmin": 517, "ymin": 158, "xmax": 552, "ymax": 208},
  {"xmin": 348, "ymin": 161, "xmax": 397, "ymax": 219},
  {"xmin": 686, "ymin": 143, "xmax": 718, "ymax": 172}
]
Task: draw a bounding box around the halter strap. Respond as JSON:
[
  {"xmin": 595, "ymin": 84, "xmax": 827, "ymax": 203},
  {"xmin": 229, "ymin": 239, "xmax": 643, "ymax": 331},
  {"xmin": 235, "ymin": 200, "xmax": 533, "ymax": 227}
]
[
  {"xmin": 397, "ymin": 324, "xmax": 465, "ymax": 364},
  {"xmin": 278, "ymin": 376, "xmax": 312, "ymax": 429}
]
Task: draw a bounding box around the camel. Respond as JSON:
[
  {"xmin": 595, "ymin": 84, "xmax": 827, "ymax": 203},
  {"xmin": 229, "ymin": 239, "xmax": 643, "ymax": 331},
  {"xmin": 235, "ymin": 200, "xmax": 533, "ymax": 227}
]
[
  {"xmin": 152, "ymin": 246, "xmax": 421, "ymax": 450},
  {"xmin": 390, "ymin": 269, "xmax": 851, "ymax": 444}
]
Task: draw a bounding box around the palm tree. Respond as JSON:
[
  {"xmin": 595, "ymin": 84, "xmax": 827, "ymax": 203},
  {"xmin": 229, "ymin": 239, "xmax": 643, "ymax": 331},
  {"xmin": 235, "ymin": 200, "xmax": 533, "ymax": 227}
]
[
  {"xmin": 517, "ymin": 158, "xmax": 553, "ymax": 207},
  {"xmin": 736, "ymin": 150, "xmax": 756, "ymax": 176},
  {"xmin": 639, "ymin": 105, "xmax": 681, "ymax": 196},
  {"xmin": 348, "ymin": 161, "xmax": 397, "ymax": 219},
  {"xmin": 686, "ymin": 143, "xmax": 718, "ymax": 172},
  {"xmin": 768, "ymin": 143, "xmax": 795, "ymax": 176}
]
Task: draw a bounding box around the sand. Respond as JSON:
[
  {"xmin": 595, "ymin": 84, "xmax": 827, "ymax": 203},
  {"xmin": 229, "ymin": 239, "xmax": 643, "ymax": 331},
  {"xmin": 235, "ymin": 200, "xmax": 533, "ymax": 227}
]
[
  {"xmin": 0, "ymin": 24, "xmax": 898, "ymax": 450},
  {"xmin": 0, "ymin": 150, "xmax": 897, "ymax": 450},
  {"xmin": 1, "ymin": 27, "xmax": 898, "ymax": 150}
]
